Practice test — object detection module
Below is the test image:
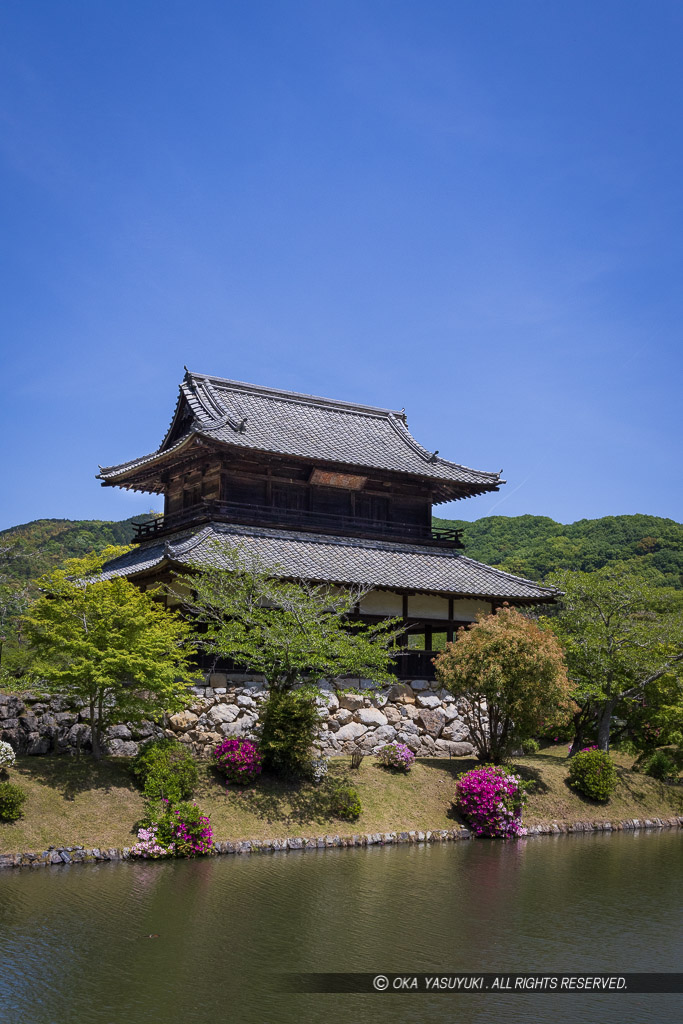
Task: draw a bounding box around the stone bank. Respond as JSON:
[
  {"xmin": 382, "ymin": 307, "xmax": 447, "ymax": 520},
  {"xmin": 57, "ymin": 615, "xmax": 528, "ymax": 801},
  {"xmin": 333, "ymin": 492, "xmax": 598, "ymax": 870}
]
[{"xmin": 0, "ymin": 677, "xmax": 476, "ymax": 760}]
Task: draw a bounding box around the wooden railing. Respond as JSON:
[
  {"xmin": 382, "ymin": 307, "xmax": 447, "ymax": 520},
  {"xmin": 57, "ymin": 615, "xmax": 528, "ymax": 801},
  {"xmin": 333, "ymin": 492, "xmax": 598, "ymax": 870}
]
[
  {"xmin": 133, "ymin": 499, "xmax": 463, "ymax": 549},
  {"xmin": 196, "ymin": 649, "xmax": 439, "ymax": 680}
]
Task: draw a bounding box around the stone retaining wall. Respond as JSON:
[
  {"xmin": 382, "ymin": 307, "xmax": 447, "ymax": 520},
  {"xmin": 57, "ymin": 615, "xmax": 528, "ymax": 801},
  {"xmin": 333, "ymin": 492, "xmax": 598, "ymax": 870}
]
[
  {"xmin": 2, "ymin": 817, "xmax": 681, "ymax": 870},
  {"xmin": 0, "ymin": 676, "xmax": 477, "ymax": 760}
]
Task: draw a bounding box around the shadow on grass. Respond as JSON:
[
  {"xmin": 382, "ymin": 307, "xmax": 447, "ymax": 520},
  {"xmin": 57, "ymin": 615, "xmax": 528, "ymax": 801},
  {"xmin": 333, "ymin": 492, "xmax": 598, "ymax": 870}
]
[
  {"xmin": 213, "ymin": 760, "xmax": 360, "ymax": 828},
  {"xmin": 511, "ymin": 759, "xmax": 551, "ymax": 796},
  {"xmin": 15, "ymin": 754, "xmax": 137, "ymax": 801},
  {"xmin": 226, "ymin": 776, "xmax": 349, "ymax": 827},
  {"xmin": 415, "ymin": 756, "xmax": 480, "ymax": 780}
]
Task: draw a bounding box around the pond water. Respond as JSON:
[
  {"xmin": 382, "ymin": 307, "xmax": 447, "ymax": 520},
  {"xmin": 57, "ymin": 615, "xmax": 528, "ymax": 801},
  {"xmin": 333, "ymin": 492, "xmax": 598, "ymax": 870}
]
[{"xmin": 0, "ymin": 831, "xmax": 681, "ymax": 1024}]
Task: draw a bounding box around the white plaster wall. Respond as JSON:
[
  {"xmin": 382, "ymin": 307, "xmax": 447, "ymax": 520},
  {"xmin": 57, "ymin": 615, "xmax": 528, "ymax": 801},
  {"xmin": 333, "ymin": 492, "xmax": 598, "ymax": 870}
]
[
  {"xmin": 359, "ymin": 590, "xmax": 403, "ymax": 616},
  {"xmin": 408, "ymin": 594, "xmax": 449, "ymax": 619},
  {"xmin": 451, "ymin": 598, "xmax": 492, "ymax": 621}
]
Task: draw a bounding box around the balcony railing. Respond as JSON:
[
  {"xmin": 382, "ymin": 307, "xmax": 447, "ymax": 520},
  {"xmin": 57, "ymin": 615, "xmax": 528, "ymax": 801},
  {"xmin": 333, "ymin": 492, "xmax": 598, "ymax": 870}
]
[{"xmin": 133, "ymin": 499, "xmax": 463, "ymax": 549}]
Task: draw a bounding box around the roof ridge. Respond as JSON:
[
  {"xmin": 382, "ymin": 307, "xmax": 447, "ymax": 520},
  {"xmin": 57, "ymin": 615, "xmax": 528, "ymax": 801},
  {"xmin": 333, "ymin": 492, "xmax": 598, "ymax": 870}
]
[
  {"xmin": 168, "ymin": 520, "xmax": 484, "ymax": 563},
  {"xmin": 185, "ymin": 369, "xmax": 405, "ymax": 420}
]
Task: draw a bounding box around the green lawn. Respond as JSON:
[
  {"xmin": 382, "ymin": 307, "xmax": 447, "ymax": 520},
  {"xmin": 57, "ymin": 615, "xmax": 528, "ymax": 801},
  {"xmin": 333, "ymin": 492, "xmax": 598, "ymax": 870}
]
[{"xmin": 1, "ymin": 748, "xmax": 681, "ymax": 854}]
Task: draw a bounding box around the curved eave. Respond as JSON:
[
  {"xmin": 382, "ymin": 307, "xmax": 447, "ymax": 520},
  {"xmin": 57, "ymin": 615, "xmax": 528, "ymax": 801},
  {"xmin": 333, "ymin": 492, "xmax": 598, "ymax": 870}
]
[
  {"xmin": 97, "ymin": 429, "xmax": 503, "ymax": 500},
  {"xmin": 99, "ymin": 523, "xmax": 558, "ymax": 605}
]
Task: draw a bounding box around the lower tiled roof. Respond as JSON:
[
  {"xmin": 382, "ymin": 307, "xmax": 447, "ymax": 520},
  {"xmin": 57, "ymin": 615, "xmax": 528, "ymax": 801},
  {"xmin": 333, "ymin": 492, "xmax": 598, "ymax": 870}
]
[{"xmin": 101, "ymin": 523, "xmax": 557, "ymax": 603}]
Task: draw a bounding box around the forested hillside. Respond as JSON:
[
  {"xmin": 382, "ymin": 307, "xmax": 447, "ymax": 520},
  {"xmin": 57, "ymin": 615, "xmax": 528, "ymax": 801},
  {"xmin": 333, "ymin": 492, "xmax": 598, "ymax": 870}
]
[
  {"xmin": 433, "ymin": 513, "xmax": 683, "ymax": 588},
  {"xmin": 2, "ymin": 511, "xmax": 681, "ymax": 589},
  {"xmin": 0, "ymin": 515, "xmax": 155, "ymax": 583}
]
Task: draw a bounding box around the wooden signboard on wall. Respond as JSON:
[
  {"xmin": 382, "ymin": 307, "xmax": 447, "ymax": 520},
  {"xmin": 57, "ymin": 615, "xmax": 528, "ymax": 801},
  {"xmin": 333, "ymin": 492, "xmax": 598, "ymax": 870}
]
[{"xmin": 309, "ymin": 469, "xmax": 367, "ymax": 490}]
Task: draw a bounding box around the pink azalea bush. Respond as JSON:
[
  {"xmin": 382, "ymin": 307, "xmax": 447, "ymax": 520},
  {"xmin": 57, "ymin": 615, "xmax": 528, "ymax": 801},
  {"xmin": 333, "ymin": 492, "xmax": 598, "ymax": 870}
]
[
  {"xmin": 377, "ymin": 742, "xmax": 416, "ymax": 772},
  {"xmin": 131, "ymin": 800, "xmax": 214, "ymax": 859},
  {"xmin": 455, "ymin": 765, "xmax": 527, "ymax": 838},
  {"xmin": 212, "ymin": 738, "xmax": 262, "ymax": 784},
  {"xmin": 130, "ymin": 825, "xmax": 174, "ymax": 859}
]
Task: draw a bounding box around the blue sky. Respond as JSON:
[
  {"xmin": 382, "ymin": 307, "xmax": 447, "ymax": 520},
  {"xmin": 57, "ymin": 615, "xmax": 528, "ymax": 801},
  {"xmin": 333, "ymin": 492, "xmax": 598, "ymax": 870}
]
[{"xmin": 1, "ymin": 0, "xmax": 681, "ymax": 531}]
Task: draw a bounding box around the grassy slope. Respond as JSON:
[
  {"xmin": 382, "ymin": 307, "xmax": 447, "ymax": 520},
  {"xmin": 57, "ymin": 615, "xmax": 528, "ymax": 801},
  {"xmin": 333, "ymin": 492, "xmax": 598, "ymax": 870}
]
[{"xmin": 2, "ymin": 750, "xmax": 681, "ymax": 854}]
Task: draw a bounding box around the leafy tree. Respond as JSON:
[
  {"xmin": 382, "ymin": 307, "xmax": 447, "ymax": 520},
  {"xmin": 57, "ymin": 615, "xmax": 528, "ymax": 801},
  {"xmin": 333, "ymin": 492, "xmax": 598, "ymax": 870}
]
[
  {"xmin": 433, "ymin": 606, "xmax": 572, "ymax": 764},
  {"xmin": 0, "ymin": 544, "xmax": 31, "ymax": 677},
  {"xmin": 176, "ymin": 544, "xmax": 403, "ymax": 692},
  {"xmin": 258, "ymin": 690, "xmax": 321, "ymax": 776},
  {"xmin": 22, "ymin": 548, "xmax": 198, "ymax": 759},
  {"xmin": 173, "ymin": 544, "xmax": 403, "ymax": 775},
  {"xmin": 545, "ymin": 565, "xmax": 683, "ymax": 753}
]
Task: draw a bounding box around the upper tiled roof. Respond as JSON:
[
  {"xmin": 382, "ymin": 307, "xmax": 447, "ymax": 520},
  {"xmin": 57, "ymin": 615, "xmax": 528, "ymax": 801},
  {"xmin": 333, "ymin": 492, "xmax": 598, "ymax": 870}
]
[
  {"xmin": 98, "ymin": 370, "xmax": 502, "ymax": 491},
  {"xmin": 99, "ymin": 522, "xmax": 557, "ymax": 603}
]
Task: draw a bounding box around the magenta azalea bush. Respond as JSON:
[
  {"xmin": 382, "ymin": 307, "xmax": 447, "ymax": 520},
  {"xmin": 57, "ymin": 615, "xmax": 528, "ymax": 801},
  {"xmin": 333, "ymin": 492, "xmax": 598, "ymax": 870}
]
[
  {"xmin": 131, "ymin": 800, "xmax": 214, "ymax": 859},
  {"xmin": 212, "ymin": 738, "xmax": 262, "ymax": 784},
  {"xmin": 456, "ymin": 765, "xmax": 527, "ymax": 838},
  {"xmin": 377, "ymin": 741, "xmax": 416, "ymax": 772}
]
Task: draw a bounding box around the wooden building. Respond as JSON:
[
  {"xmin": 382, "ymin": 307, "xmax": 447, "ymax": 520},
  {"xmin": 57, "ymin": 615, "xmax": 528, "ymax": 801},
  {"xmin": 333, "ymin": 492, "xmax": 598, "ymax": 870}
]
[{"xmin": 98, "ymin": 371, "xmax": 556, "ymax": 678}]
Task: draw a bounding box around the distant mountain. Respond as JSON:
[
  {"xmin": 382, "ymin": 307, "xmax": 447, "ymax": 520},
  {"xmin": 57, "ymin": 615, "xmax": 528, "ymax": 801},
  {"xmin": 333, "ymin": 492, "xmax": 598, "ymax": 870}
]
[
  {"xmin": 0, "ymin": 515, "xmax": 155, "ymax": 584},
  {"xmin": 2, "ymin": 511, "xmax": 680, "ymax": 588},
  {"xmin": 433, "ymin": 513, "xmax": 683, "ymax": 588}
]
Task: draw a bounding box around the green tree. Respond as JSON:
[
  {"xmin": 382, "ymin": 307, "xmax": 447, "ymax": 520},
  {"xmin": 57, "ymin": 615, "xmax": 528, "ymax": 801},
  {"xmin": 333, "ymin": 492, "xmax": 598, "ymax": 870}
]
[
  {"xmin": 176, "ymin": 544, "xmax": 403, "ymax": 692},
  {"xmin": 433, "ymin": 606, "xmax": 572, "ymax": 764},
  {"xmin": 0, "ymin": 544, "xmax": 31, "ymax": 678},
  {"xmin": 23, "ymin": 548, "xmax": 198, "ymax": 759},
  {"xmin": 545, "ymin": 565, "xmax": 683, "ymax": 753},
  {"xmin": 173, "ymin": 544, "xmax": 404, "ymax": 775}
]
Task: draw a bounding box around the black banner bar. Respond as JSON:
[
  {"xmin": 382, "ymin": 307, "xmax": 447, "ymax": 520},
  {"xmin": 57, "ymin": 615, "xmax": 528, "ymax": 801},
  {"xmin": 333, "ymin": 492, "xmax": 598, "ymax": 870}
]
[{"xmin": 282, "ymin": 973, "xmax": 683, "ymax": 994}]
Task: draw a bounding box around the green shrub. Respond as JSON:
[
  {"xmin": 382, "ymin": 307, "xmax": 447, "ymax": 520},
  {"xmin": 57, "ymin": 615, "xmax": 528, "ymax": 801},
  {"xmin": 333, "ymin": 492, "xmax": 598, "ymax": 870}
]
[
  {"xmin": 521, "ymin": 738, "xmax": 540, "ymax": 754},
  {"xmin": 642, "ymin": 749, "xmax": 678, "ymax": 782},
  {"xmin": 328, "ymin": 781, "xmax": 361, "ymax": 821},
  {"xmin": 0, "ymin": 781, "xmax": 27, "ymax": 822},
  {"xmin": 258, "ymin": 691, "xmax": 320, "ymax": 777},
  {"xmin": 568, "ymin": 748, "xmax": 618, "ymax": 802},
  {"xmin": 131, "ymin": 738, "xmax": 198, "ymax": 804},
  {"xmin": 132, "ymin": 800, "xmax": 213, "ymax": 857}
]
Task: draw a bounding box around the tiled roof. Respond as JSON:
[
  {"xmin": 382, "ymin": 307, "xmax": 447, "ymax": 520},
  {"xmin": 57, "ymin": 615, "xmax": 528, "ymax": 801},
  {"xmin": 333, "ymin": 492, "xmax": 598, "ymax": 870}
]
[
  {"xmin": 100, "ymin": 523, "xmax": 557, "ymax": 602},
  {"xmin": 98, "ymin": 371, "xmax": 502, "ymax": 491}
]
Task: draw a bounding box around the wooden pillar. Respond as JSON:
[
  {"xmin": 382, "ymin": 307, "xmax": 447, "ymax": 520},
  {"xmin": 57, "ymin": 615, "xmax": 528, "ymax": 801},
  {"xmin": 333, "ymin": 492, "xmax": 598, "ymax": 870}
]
[{"xmin": 399, "ymin": 593, "xmax": 409, "ymax": 646}]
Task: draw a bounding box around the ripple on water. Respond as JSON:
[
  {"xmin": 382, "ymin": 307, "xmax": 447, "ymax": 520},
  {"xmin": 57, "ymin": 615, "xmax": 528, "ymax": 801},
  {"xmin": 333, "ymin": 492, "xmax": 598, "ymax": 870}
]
[{"xmin": 0, "ymin": 831, "xmax": 681, "ymax": 1024}]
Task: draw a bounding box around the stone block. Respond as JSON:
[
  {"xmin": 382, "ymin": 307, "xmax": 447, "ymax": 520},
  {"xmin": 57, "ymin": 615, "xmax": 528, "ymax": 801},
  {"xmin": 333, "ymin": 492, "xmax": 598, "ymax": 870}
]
[
  {"xmin": 415, "ymin": 694, "xmax": 441, "ymax": 709},
  {"xmin": 417, "ymin": 709, "xmax": 446, "ymax": 737},
  {"xmin": 169, "ymin": 711, "xmax": 198, "ymax": 731},
  {"xmin": 109, "ymin": 739, "xmax": 139, "ymax": 756},
  {"xmin": 338, "ymin": 693, "xmax": 365, "ymax": 712},
  {"xmin": 208, "ymin": 704, "xmax": 239, "ymax": 724},
  {"xmin": 372, "ymin": 725, "xmax": 398, "ymax": 745},
  {"xmin": 356, "ymin": 708, "xmax": 387, "ymax": 727},
  {"xmin": 335, "ymin": 722, "xmax": 367, "ymax": 742},
  {"xmin": 410, "ymin": 680, "xmax": 430, "ymax": 691},
  {"xmin": 386, "ymin": 683, "xmax": 413, "ymax": 702},
  {"xmin": 106, "ymin": 724, "xmax": 133, "ymax": 740},
  {"xmin": 26, "ymin": 733, "xmax": 50, "ymax": 755}
]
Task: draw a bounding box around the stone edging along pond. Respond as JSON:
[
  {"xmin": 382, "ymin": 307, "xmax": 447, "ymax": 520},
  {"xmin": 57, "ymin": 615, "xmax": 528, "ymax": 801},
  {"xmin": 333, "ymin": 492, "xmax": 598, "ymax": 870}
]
[{"xmin": 1, "ymin": 816, "xmax": 682, "ymax": 870}]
